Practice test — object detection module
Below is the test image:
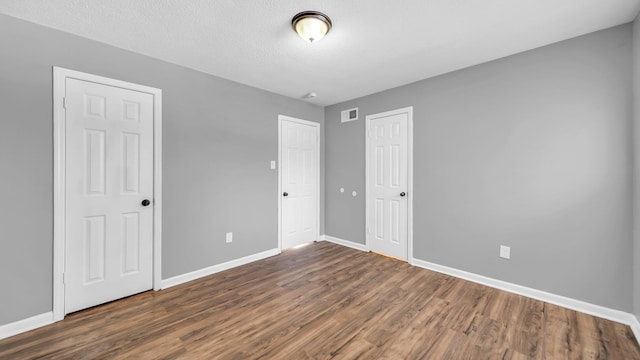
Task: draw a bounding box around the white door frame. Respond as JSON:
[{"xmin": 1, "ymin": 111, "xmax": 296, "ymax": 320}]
[
  {"xmin": 365, "ymin": 106, "xmax": 414, "ymax": 263},
  {"xmin": 277, "ymin": 115, "xmax": 321, "ymax": 251},
  {"xmin": 52, "ymin": 67, "xmax": 163, "ymax": 321}
]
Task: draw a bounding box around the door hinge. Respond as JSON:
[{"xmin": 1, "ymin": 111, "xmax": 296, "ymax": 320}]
[
  {"xmin": 62, "ymin": 97, "xmax": 67, "ymax": 109},
  {"xmin": 62, "ymin": 272, "xmax": 66, "ymax": 284}
]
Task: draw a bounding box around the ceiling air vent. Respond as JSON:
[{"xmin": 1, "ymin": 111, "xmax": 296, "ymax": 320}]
[{"xmin": 341, "ymin": 107, "xmax": 358, "ymax": 123}]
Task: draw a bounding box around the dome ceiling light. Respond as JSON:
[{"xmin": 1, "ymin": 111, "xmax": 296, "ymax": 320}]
[{"xmin": 292, "ymin": 11, "xmax": 332, "ymax": 43}]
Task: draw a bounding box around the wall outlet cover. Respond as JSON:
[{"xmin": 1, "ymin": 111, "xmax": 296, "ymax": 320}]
[
  {"xmin": 500, "ymin": 245, "xmax": 510, "ymax": 259},
  {"xmin": 226, "ymin": 232, "xmax": 233, "ymax": 243}
]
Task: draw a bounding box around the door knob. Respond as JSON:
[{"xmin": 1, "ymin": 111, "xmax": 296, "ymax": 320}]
[
  {"xmin": 141, "ymin": 199, "xmax": 151, "ymax": 206},
  {"xmin": 400, "ymin": 192, "xmax": 406, "ymax": 197},
  {"xmin": 283, "ymin": 192, "xmax": 289, "ymax": 197}
]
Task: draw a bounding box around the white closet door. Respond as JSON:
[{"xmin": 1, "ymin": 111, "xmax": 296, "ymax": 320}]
[
  {"xmin": 281, "ymin": 118, "xmax": 319, "ymax": 249},
  {"xmin": 367, "ymin": 111, "xmax": 408, "ymax": 260},
  {"xmin": 65, "ymin": 78, "xmax": 154, "ymax": 313}
]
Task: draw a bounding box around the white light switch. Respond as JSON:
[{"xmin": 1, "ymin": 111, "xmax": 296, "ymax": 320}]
[
  {"xmin": 270, "ymin": 160, "xmax": 276, "ymax": 170},
  {"xmin": 500, "ymin": 245, "xmax": 510, "ymax": 259},
  {"xmin": 226, "ymin": 232, "xmax": 233, "ymax": 243}
]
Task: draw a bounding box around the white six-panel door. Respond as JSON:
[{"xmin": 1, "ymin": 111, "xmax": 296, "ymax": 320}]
[
  {"xmin": 366, "ymin": 108, "xmax": 412, "ymax": 261},
  {"xmin": 280, "ymin": 117, "xmax": 319, "ymax": 249},
  {"xmin": 64, "ymin": 78, "xmax": 154, "ymax": 314}
]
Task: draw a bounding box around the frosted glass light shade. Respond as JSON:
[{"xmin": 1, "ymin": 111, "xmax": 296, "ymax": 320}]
[{"xmin": 292, "ymin": 11, "xmax": 332, "ymax": 43}]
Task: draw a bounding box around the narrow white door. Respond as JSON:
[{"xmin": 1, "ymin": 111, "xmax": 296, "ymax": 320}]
[
  {"xmin": 280, "ymin": 117, "xmax": 319, "ymax": 249},
  {"xmin": 65, "ymin": 78, "xmax": 154, "ymax": 314},
  {"xmin": 367, "ymin": 109, "xmax": 411, "ymax": 261}
]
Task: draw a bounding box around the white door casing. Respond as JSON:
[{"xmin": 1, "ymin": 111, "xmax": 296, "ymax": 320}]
[
  {"xmin": 278, "ymin": 116, "xmax": 320, "ymax": 250},
  {"xmin": 53, "ymin": 67, "xmax": 162, "ymax": 320},
  {"xmin": 366, "ymin": 107, "xmax": 413, "ymax": 262}
]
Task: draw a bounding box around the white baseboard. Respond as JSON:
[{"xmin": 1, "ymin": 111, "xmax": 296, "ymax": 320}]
[
  {"xmin": 4, "ymin": 246, "xmax": 640, "ymax": 346},
  {"xmin": 0, "ymin": 312, "xmax": 53, "ymax": 340},
  {"xmin": 412, "ymin": 258, "xmax": 635, "ymax": 326},
  {"xmin": 0, "ymin": 248, "xmax": 281, "ymax": 340},
  {"xmin": 320, "ymin": 237, "xmax": 638, "ymax": 330},
  {"xmin": 320, "ymin": 235, "xmax": 368, "ymax": 252},
  {"xmin": 630, "ymin": 314, "xmax": 640, "ymax": 343},
  {"xmin": 161, "ymin": 248, "xmax": 281, "ymax": 289}
]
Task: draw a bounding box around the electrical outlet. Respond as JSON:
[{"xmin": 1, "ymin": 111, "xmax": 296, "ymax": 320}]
[
  {"xmin": 226, "ymin": 232, "xmax": 233, "ymax": 243},
  {"xmin": 500, "ymin": 245, "xmax": 510, "ymax": 259}
]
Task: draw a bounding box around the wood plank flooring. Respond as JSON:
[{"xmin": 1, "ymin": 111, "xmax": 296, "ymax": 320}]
[{"xmin": 1, "ymin": 241, "xmax": 638, "ymax": 359}]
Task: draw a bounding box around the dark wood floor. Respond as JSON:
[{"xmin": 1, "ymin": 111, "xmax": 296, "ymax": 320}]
[{"xmin": 1, "ymin": 241, "xmax": 639, "ymax": 359}]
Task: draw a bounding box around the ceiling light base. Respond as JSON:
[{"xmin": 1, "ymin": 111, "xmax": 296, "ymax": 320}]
[{"xmin": 292, "ymin": 11, "xmax": 332, "ymax": 43}]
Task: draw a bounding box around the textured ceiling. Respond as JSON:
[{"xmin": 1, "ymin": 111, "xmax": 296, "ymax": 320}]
[{"xmin": 1, "ymin": 0, "xmax": 639, "ymax": 106}]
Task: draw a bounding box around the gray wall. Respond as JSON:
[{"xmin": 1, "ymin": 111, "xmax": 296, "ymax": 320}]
[
  {"xmin": 326, "ymin": 24, "xmax": 634, "ymax": 311},
  {"xmin": 0, "ymin": 14, "xmax": 324, "ymax": 326},
  {"xmin": 634, "ymin": 15, "xmax": 640, "ymax": 321}
]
